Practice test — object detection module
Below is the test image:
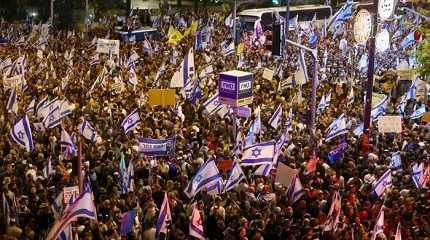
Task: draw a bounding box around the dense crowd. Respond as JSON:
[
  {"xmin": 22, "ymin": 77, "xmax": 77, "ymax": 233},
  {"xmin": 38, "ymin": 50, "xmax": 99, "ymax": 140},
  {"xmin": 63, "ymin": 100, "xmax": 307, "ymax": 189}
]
[{"xmin": 0, "ymin": 7, "xmax": 429, "ymax": 240}]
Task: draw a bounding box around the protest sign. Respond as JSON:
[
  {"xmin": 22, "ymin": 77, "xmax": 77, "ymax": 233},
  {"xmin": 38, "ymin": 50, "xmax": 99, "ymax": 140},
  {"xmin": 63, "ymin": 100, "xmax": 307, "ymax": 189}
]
[
  {"xmin": 147, "ymin": 89, "xmax": 176, "ymax": 106},
  {"xmin": 63, "ymin": 186, "xmax": 80, "ymax": 204},
  {"xmin": 138, "ymin": 137, "xmax": 176, "ymax": 156},
  {"xmin": 275, "ymin": 162, "xmax": 298, "ymax": 187},
  {"xmin": 262, "ymin": 68, "xmax": 274, "ymax": 81},
  {"xmin": 96, "ymin": 39, "xmax": 120, "ymax": 55},
  {"xmin": 378, "ymin": 116, "xmax": 402, "ymax": 133}
]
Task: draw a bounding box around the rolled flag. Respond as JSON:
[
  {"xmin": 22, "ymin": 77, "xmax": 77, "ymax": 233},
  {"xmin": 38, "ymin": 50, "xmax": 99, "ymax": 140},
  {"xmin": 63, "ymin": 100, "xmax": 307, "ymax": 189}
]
[
  {"xmin": 60, "ymin": 129, "xmax": 77, "ymax": 157},
  {"xmin": 127, "ymin": 51, "xmax": 140, "ymax": 69},
  {"xmin": 156, "ymin": 193, "xmax": 172, "ymax": 236},
  {"xmin": 240, "ymin": 141, "xmax": 275, "ymax": 166},
  {"xmin": 405, "ymin": 78, "xmax": 417, "ymax": 101},
  {"xmin": 223, "ymin": 161, "xmax": 245, "ymax": 193},
  {"xmin": 326, "ymin": 114, "xmax": 348, "ymax": 142},
  {"xmin": 25, "ymin": 99, "xmax": 36, "ymax": 115},
  {"xmin": 410, "ymin": 105, "xmax": 426, "ymax": 119},
  {"xmin": 268, "ymin": 104, "xmax": 282, "ymax": 129},
  {"xmin": 317, "ymin": 95, "xmax": 327, "ymax": 115},
  {"xmin": 6, "ymin": 88, "xmax": 18, "ymax": 115},
  {"xmin": 143, "ymin": 38, "xmax": 152, "ymax": 54},
  {"xmin": 347, "ymin": 88, "xmax": 354, "ymax": 106},
  {"xmin": 120, "ymin": 209, "xmax": 136, "ymax": 236},
  {"xmin": 121, "ymin": 109, "xmax": 140, "ymax": 134},
  {"xmin": 189, "ymin": 204, "xmax": 205, "ymax": 240},
  {"xmin": 395, "ymin": 222, "xmax": 401, "ymax": 240},
  {"xmin": 373, "ymin": 169, "xmax": 392, "ymax": 197},
  {"xmin": 412, "ymin": 162, "xmax": 427, "ymax": 189},
  {"xmin": 122, "ymin": 160, "xmax": 134, "ymax": 193},
  {"xmin": 184, "ymin": 159, "xmax": 222, "ymax": 199},
  {"xmin": 43, "ymin": 157, "xmax": 53, "ymax": 179},
  {"xmin": 371, "ymin": 206, "xmax": 384, "ymax": 240},
  {"xmin": 254, "ymin": 164, "xmax": 272, "ymax": 177},
  {"xmin": 90, "ymin": 54, "xmax": 100, "ymax": 66},
  {"xmin": 79, "ymin": 118, "xmax": 97, "ymax": 142},
  {"xmin": 10, "ymin": 115, "xmax": 34, "ymax": 152},
  {"xmin": 323, "ymin": 191, "xmax": 342, "ymax": 232}
]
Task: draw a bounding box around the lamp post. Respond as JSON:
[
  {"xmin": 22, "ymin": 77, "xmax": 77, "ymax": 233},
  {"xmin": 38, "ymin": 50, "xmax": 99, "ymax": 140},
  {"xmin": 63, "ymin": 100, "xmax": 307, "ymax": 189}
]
[
  {"xmin": 283, "ymin": 0, "xmax": 290, "ymax": 59},
  {"xmin": 285, "ymin": 39, "xmax": 319, "ymax": 140}
]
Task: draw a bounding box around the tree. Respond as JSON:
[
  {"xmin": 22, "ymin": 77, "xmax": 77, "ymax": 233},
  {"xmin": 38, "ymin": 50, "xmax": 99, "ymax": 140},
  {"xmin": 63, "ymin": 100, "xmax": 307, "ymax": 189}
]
[{"xmin": 416, "ymin": 0, "xmax": 430, "ymax": 79}]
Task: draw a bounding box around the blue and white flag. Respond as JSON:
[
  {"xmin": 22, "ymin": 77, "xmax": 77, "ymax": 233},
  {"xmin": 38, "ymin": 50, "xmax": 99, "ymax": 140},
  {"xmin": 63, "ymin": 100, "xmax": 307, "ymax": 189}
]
[
  {"xmin": 37, "ymin": 97, "xmax": 60, "ymax": 119},
  {"xmin": 240, "ymin": 141, "xmax": 275, "ymax": 166},
  {"xmin": 79, "ymin": 118, "xmax": 97, "ymax": 142},
  {"xmin": 371, "ymin": 96, "xmax": 388, "ymax": 121},
  {"xmin": 43, "ymin": 106, "xmax": 62, "ymax": 129},
  {"xmin": 371, "ymin": 206, "xmax": 384, "ymax": 240},
  {"xmin": 184, "ymin": 159, "xmax": 222, "ymax": 198},
  {"xmin": 203, "ymin": 93, "xmax": 222, "ymax": 115},
  {"xmin": 405, "ymin": 78, "xmax": 417, "ymax": 101},
  {"xmin": 401, "ymin": 31, "xmax": 415, "ymax": 49},
  {"xmin": 373, "ymin": 169, "xmax": 392, "ymax": 197},
  {"xmin": 6, "ymin": 88, "xmax": 18, "ymax": 114},
  {"xmin": 323, "ymin": 191, "xmax": 341, "ymax": 232},
  {"xmin": 128, "ymin": 68, "xmax": 138, "ymax": 88},
  {"xmin": 122, "ymin": 160, "xmax": 134, "ymax": 193},
  {"xmin": 153, "ymin": 63, "xmax": 166, "ymax": 87},
  {"xmin": 127, "ymin": 51, "xmax": 140, "ymax": 69},
  {"xmin": 317, "ymin": 93, "xmax": 329, "ymax": 115},
  {"xmin": 46, "ymin": 187, "xmax": 97, "ymax": 240},
  {"xmin": 223, "ymin": 161, "xmax": 245, "ymax": 193},
  {"xmin": 286, "ymin": 108, "xmax": 293, "ymax": 128},
  {"xmin": 90, "ymin": 54, "xmax": 100, "ymax": 66},
  {"xmin": 254, "ymin": 164, "xmax": 272, "ymax": 177},
  {"xmin": 143, "ymin": 38, "xmax": 152, "ymax": 53},
  {"xmin": 391, "ymin": 152, "xmax": 402, "ymax": 170},
  {"xmin": 410, "ymin": 105, "xmax": 426, "ymax": 119},
  {"xmin": 347, "ymin": 88, "xmax": 354, "ymax": 106},
  {"xmin": 329, "ymin": 0, "xmax": 353, "ymax": 29},
  {"xmin": 225, "ymin": 14, "xmax": 234, "ymax": 28},
  {"xmin": 412, "ymin": 163, "xmax": 426, "ymax": 189},
  {"xmin": 296, "ymin": 49, "xmax": 309, "ymax": 84},
  {"xmin": 268, "ymin": 104, "xmax": 282, "ymax": 129},
  {"xmin": 156, "ymin": 193, "xmax": 172, "ymax": 236},
  {"xmin": 60, "ymin": 129, "xmax": 77, "ymax": 157},
  {"xmin": 245, "ymin": 108, "xmax": 262, "ymax": 146},
  {"xmin": 121, "ymin": 109, "xmax": 140, "ymax": 134},
  {"xmin": 189, "ymin": 204, "xmax": 205, "ymax": 240},
  {"xmin": 309, "ymin": 31, "xmax": 318, "ymax": 47},
  {"xmin": 59, "ymin": 99, "xmax": 74, "ymax": 119},
  {"xmin": 25, "ymin": 99, "xmax": 35, "ymax": 115},
  {"xmin": 138, "ymin": 137, "xmax": 175, "ymax": 156},
  {"xmin": 221, "ymin": 38, "xmax": 235, "ymax": 57},
  {"xmin": 43, "ymin": 157, "xmax": 53, "ymax": 179},
  {"xmin": 326, "ymin": 114, "xmax": 347, "ymax": 141},
  {"xmin": 287, "ymin": 174, "xmax": 305, "ymax": 204},
  {"xmin": 10, "ymin": 115, "xmax": 33, "ymax": 152},
  {"xmin": 327, "ymin": 140, "xmax": 348, "ymax": 164}
]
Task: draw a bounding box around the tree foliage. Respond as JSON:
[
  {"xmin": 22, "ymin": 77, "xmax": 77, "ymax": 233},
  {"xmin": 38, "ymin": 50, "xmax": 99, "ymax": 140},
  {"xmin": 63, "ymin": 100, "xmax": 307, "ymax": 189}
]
[{"xmin": 416, "ymin": 0, "xmax": 430, "ymax": 79}]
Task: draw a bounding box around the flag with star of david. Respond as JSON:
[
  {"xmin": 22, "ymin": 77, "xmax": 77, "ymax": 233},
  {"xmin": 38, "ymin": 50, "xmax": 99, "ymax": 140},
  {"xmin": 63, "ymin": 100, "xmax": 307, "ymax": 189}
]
[
  {"xmin": 43, "ymin": 105, "xmax": 62, "ymax": 129},
  {"xmin": 121, "ymin": 109, "xmax": 140, "ymax": 134},
  {"xmin": 10, "ymin": 115, "xmax": 34, "ymax": 152},
  {"xmin": 326, "ymin": 113, "xmax": 347, "ymax": 142},
  {"xmin": 184, "ymin": 159, "xmax": 222, "ymax": 199},
  {"xmin": 240, "ymin": 141, "xmax": 275, "ymax": 166}
]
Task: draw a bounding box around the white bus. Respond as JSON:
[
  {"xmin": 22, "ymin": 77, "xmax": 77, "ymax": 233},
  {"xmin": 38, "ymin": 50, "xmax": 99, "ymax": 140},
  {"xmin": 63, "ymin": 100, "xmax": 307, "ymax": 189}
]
[{"xmin": 238, "ymin": 4, "xmax": 332, "ymax": 33}]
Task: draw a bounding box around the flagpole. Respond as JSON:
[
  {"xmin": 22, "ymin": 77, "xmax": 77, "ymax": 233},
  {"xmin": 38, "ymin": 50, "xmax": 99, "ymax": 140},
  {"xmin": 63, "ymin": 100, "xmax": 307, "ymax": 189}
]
[{"xmin": 77, "ymin": 135, "xmax": 83, "ymax": 193}]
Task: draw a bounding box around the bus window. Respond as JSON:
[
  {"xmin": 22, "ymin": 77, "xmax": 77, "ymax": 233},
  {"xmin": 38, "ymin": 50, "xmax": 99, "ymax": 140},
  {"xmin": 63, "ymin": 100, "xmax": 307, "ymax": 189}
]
[
  {"xmin": 239, "ymin": 16, "xmax": 258, "ymax": 32},
  {"xmin": 316, "ymin": 7, "xmax": 332, "ymax": 19}
]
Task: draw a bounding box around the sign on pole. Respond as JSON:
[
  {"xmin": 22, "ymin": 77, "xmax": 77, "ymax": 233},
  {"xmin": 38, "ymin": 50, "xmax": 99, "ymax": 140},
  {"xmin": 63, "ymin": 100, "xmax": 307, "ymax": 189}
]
[
  {"xmin": 96, "ymin": 39, "xmax": 120, "ymax": 55},
  {"xmin": 353, "ymin": 10, "xmax": 372, "ymax": 45},
  {"xmin": 63, "ymin": 186, "xmax": 80, "ymax": 204},
  {"xmin": 219, "ymin": 70, "xmax": 253, "ymax": 107},
  {"xmin": 378, "ymin": 0, "xmax": 396, "ymax": 21}
]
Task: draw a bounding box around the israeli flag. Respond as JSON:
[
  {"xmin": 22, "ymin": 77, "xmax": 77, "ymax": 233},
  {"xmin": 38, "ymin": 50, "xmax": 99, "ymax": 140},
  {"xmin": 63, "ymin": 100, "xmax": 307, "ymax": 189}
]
[
  {"xmin": 254, "ymin": 164, "xmax": 272, "ymax": 177},
  {"xmin": 184, "ymin": 159, "xmax": 222, "ymax": 199},
  {"xmin": 79, "ymin": 118, "xmax": 97, "ymax": 142},
  {"xmin": 240, "ymin": 141, "xmax": 275, "ymax": 166},
  {"xmin": 37, "ymin": 97, "xmax": 60, "ymax": 120},
  {"xmin": 127, "ymin": 51, "xmax": 140, "ymax": 69},
  {"xmin": 371, "ymin": 96, "xmax": 388, "ymax": 121},
  {"xmin": 373, "ymin": 169, "xmax": 392, "ymax": 197},
  {"xmin": 60, "ymin": 129, "xmax": 77, "ymax": 157},
  {"xmin": 323, "ymin": 191, "xmax": 342, "ymax": 232},
  {"xmin": 60, "ymin": 99, "xmax": 74, "ymax": 119},
  {"xmin": 412, "ymin": 163, "xmax": 425, "ymax": 189},
  {"xmin": 25, "ymin": 99, "xmax": 36, "ymax": 115},
  {"xmin": 287, "ymin": 174, "xmax": 305, "ymax": 204},
  {"xmin": 90, "ymin": 54, "xmax": 100, "ymax": 66},
  {"xmin": 43, "ymin": 106, "xmax": 62, "ymax": 129},
  {"xmin": 296, "ymin": 49, "xmax": 309, "ymax": 84},
  {"xmin": 410, "ymin": 105, "xmax": 426, "ymax": 119},
  {"xmin": 203, "ymin": 93, "xmax": 222, "ymax": 115},
  {"xmin": 223, "ymin": 161, "xmax": 245, "ymax": 193},
  {"xmin": 268, "ymin": 104, "xmax": 282, "ymax": 129},
  {"xmin": 122, "ymin": 160, "xmax": 134, "ymax": 193},
  {"xmin": 6, "ymin": 88, "xmax": 18, "ymax": 115},
  {"xmin": 153, "ymin": 63, "xmax": 166, "ymax": 87},
  {"xmin": 317, "ymin": 94, "xmax": 327, "ymax": 115},
  {"xmin": 347, "ymin": 88, "xmax": 354, "ymax": 106},
  {"xmin": 371, "ymin": 206, "xmax": 384, "ymax": 240},
  {"xmin": 156, "ymin": 193, "xmax": 172, "ymax": 236},
  {"xmin": 286, "ymin": 108, "xmax": 293, "ymax": 128},
  {"xmin": 405, "ymin": 78, "xmax": 417, "ymax": 101},
  {"xmin": 390, "ymin": 151, "xmax": 402, "ymax": 170},
  {"xmin": 10, "ymin": 115, "xmax": 34, "ymax": 152},
  {"xmin": 326, "ymin": 114, "xmax": 348, "ymax": 141},
  {"xmin": 221, "ymin": 38, "xmax": 235, "ymax": 57},
  {"xmin": 401, "ymin": 31, "xmax": 415, "ymax": 50},
  {"xmin": 43, "ymin": 157, "xmax": 53, "ymax": 179},
  {"xmin": 329, "ymin": 0, "xmax": 353, "ymax": 29},
  {"xmin": 309, "ymin": 31, "xmax": 318, "ymax": 47},
  {"xmin": 121, "ymin": 109, "xmax": 140, "ymax": 134},
  {"xmin": 189, "ymin": 204, "xmax": 205, "ymax": 240},
  {"xmin": 128, "ymin": 68, "xmax": 138, "ymax": 88}
]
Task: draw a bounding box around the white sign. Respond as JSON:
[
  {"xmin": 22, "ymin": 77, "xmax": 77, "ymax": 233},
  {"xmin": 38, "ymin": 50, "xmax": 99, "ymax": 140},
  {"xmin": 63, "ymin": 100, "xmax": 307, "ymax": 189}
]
[
  {"xmin": 378, "ymin": 116, "xmax": 402, "ymax": 133},
  {"xmin": 3, "ymin": 75, "xmax": 24, "ymax": 90},
  {"xmin": 63, "ymin": 186, "xmax": 80, "ymax": 204},
  {"xmin": 354, "ymin": 10, "xmax": 372, "ymax": 45},
  {"xmin": 262, "ymin": 68, "xmax": 274, "ymax": 81},
  {"xmin": 96, "ymin": 39, "xmax": 120, "ymax": 55},
  {"xmin": 376, "ymin": 29, "xmax": 390, "ymax": 53},
  {"xmin": 378, "ymin": 0, "xmax": 396, "ymax": 21}
]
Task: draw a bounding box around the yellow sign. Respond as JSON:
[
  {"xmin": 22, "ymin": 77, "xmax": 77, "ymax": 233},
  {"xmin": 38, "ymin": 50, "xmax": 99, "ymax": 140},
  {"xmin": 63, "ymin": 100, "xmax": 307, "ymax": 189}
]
[{"xmin": 147, "ymin": 89, "xmax": 176, "ymax": 106}]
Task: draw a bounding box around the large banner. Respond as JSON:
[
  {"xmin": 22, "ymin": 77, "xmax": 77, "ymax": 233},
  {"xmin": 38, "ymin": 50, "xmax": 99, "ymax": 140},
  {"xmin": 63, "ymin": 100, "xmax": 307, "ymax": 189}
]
[{"xmin": 138, "ymin": 137, "xmax": 176, "ymax": 156}]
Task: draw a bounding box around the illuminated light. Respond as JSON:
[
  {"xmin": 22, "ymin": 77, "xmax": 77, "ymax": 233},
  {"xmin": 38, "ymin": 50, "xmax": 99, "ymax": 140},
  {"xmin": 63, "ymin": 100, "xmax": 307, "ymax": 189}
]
[
  {"xmin": 353, "ymin": 9, "xmax": 372, "ymax": 45},
  {"xmin": 376, "ymin": 29, "xmax": 390, "ymax": 52}
]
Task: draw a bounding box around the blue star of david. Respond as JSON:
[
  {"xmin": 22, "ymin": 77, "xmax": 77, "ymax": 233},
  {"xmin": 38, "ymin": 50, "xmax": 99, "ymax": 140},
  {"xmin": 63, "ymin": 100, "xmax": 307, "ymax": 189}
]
[
  {"xmin": 49, "ymin": 115, "xmax": 55, "ymax": 121},
  {"xmin": 331, "ymin": 125, "xmax": 338, "ymax": 132},
  {"xmin": 213, "ymin": 100, "xmax": 219, "ymax": 105},
  {"xmin": 127, "ymin": 118, "xmax": 134, "ymax": 124},
  {"xmin": 17, "ymin": 131, "xmax": 24, "ymax": 139},
  {"xmin": 252, "ymin": 148, "xmax": 262, "ymax": 158},
  {"xmin": 195, "ymin": 175, "xmax": 203, "ymax": 183}
]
